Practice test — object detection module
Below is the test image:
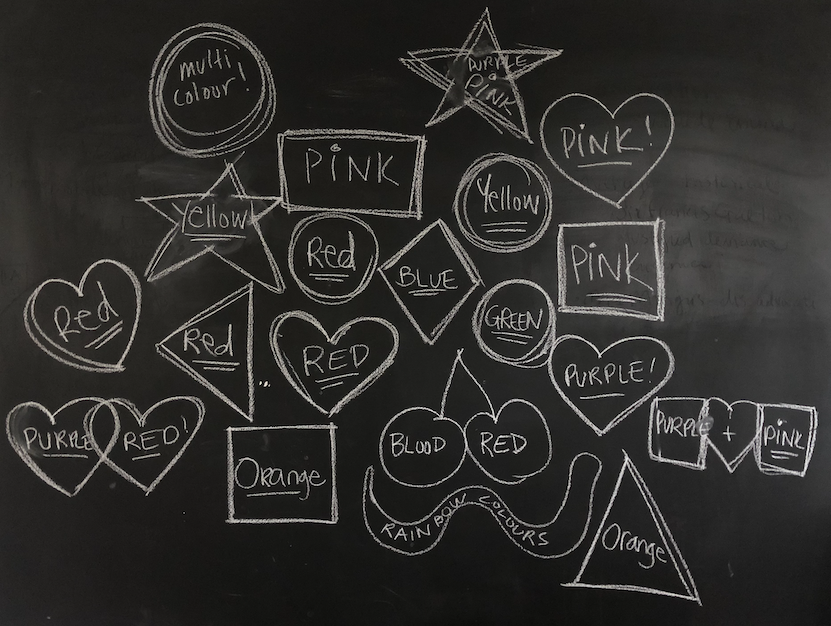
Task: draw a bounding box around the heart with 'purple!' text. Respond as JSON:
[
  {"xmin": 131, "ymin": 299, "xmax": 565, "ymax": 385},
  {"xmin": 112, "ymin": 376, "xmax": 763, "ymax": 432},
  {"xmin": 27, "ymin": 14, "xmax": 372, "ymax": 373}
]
[{"xmin": 548, "ymin": 335, "xmax": 674, "ymax": 436}]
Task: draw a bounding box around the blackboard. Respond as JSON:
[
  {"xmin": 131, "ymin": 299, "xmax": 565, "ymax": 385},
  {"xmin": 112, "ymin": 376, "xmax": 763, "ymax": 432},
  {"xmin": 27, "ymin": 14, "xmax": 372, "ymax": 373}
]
[{"xmin": 1, "ymin": 1, "xmax": 830, "ymax": 624}]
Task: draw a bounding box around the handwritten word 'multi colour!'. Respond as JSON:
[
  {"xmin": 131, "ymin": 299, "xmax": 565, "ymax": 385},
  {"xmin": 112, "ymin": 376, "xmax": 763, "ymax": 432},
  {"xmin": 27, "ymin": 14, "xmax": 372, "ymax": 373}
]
[{"xmin": 173, "ymin": 48, "xmax": 248, "ymax": 107}]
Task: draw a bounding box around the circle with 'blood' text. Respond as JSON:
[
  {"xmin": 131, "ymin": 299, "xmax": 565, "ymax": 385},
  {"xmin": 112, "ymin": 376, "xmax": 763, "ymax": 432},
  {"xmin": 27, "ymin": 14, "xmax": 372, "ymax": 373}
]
[
  {"xmin": 149, "ymin": 23, "xmax": 276, "ymax": 158},
  {"xmin": 472, "ymin": 279, "xmax": 555, "ymax": 368},
  {"xmin": 454, "ymin": 154, "xmax": 553, "ymax": 253},
  {"xmin": 288, "ymin": 213, "xmax": 379, "ymax": 305}
]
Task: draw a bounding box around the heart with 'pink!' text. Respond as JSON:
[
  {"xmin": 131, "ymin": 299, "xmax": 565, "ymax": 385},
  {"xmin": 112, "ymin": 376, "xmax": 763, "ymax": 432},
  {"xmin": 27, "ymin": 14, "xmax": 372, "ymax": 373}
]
[{"xmin": 540, "ymin": 93, "xmax": 674, "ymax": 207}]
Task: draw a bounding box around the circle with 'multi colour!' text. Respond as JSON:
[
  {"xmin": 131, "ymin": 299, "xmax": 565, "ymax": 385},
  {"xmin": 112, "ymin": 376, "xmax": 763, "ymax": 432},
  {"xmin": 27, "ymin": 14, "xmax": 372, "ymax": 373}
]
[
  {"xmin": 454, "ymin": 153, "xmax": 553, "ymax": 253},
  {"xmin": 149, "ymin": 23, "xmax": 276, "ymax": 158}
]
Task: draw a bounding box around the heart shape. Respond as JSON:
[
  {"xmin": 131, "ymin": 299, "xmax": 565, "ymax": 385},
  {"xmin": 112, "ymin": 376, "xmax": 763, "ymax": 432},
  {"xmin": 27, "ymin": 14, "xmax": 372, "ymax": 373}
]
[
  {"xmin": 548, "ymin": 335, "xmax": 675, "ymax": 436},
  {"xmin": 702, "ymin": 398, "xmax": 759, "ymax": 472},
  {"xmin": 540, "ymin": 93, "xmax": 674, "ymax": 207},
  {"xmin": 6, "ymin": 398, "xmax": 119, "ymax": 496},
  {"xmin": 24, "ymin": 259, "xmax": 142, "ymax": 372},
  {"xmin": 87, "ymin": 396, "xmax": 205, "ymax": 493},
  {"xmin": 379, "ymin": 406, "xmax": 466, "ymax": 487},
  {"xmin": 464, "ymin": 399, "xmax": 552, "ymax": 485},
  {"xmin": 270, "ymin": 311, "xmax": 399, "ymax": 416}
]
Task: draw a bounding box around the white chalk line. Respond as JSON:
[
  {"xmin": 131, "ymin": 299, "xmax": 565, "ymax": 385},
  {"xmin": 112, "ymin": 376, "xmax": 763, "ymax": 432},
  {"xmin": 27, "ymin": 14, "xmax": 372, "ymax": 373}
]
[{"xmin": 24, "ymin": 259, "xmax": 142, "ymax": 373}]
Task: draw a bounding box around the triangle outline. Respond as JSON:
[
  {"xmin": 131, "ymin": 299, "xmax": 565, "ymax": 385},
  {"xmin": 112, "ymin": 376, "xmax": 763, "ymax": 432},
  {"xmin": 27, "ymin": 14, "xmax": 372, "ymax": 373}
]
[
  {"xmin": 156, "ymin": 283, "xmax": 254, "ymax": 421},
  {"xmin": 564, "ymin": 451, "xmax": 701, "ymax": 604}
]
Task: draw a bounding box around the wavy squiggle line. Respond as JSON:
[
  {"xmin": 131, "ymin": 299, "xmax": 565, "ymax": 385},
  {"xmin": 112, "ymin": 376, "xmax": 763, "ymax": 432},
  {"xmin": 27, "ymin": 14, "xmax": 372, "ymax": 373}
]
[{"xmin": 363, "ymin": 452, "xmax": 602, "ymax": 558}]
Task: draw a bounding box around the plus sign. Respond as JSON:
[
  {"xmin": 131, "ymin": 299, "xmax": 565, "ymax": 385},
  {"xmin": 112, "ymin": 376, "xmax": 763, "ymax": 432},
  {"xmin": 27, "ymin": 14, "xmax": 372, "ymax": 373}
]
[{"xmin": 722, "ymin": 426, "xmax": 736, "ymax": 442}]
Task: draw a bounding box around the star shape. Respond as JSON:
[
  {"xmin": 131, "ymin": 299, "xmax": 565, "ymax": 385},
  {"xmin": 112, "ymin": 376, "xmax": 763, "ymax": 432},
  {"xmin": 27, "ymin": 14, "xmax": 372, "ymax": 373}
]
[
  {"xmin": 400, "ymin": 8, "xmax": 562, "ymax": 142},
  {"xmin": 138, "ymin": 160, "xmax": 285, "ymax": 293}
]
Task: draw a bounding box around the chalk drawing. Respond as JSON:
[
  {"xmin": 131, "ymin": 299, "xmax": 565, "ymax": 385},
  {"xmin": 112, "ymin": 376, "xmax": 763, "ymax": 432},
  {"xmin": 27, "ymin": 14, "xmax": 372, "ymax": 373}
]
[
  {"xmin": 755, "ymin": 403, "xmax": 817, "ymax": 477},
  {"xmin": 380, "ymin": 349, "xmax": 551, "ymax": 486},
  {"xmin": 647, "ymin": 397, "xmax": 709, "ymax": 471},
  {"xmin": 379, "ymin": 406, "xmax": 466, "ymax": 488},
  {"xmin": 6, "ymin": 398, "xmax": 119, "ymax": 497},
  {"xmin": 548, "ymin": 335, "xmax": 675, "ymax": 436},
  {"xmin": 453, "ymin": 154, "xmax": 553, "ymax": 253},
  {"xmin": 565, "ymin": 451, "xmax": 701, "ymax": 604},
  {"xmin": 401, "ymin": 8, "xmax": 562, "ymax": 141},
  {"xmin": 157, "ymin": 283, "xmax": 254, "ymax": 421},
  {"xmin": 24, "ymin": 259, "xmax": 141, "ymax": 373},
  {"xmin": 270, "ymin": 311, "xmax": 399, "ymax": 417},
  {"xmin": 149, "ymin": 23, "xmax": 276, "ymax": 158},
  {"xmin": 87, "ymin": 396, "xmax": 205, "ymax": 494},
  {"xmin": 557, "ymin": 220, "xmax": 666, "ymax": 321},
  {"xmin": 287, "ymin": 213, "xmax": 379, "ymax": 305},
  {"xmin": 540, "ymin": 93, "xmax": 674, "ymax": 207},
  {"xmin": 139, "ymin": 160, "xmax": 285, "ymax": 293},
  {"xmin": 277, "ymin": 129, "xmax": 426, "ymax": 218},
  {"xmin": 703, "ymin": 398, "xmax": 759, "ymax": 473},
  {"xmin": 378, "ymin": 220, "xmax": 481, "ymax": 345},
  {"xmin": 363, "ymin": 453, "xmax": 601, "ymax": 557},
  {"xmin": 648, "ymin": 396, "xmax": 817, "ymax": 476},
  {"xmin": 472, "ymin": 279, "xmax": 555, "ymax": 368},
  {"xmin": 227, "ymin": 424, "xmax": 337, "ymax": 524}
]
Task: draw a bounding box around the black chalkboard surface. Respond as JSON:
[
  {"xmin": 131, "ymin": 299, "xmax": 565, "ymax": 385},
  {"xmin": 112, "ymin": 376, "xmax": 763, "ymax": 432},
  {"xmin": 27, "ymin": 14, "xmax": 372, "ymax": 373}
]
[{"xmin": 2, "ymin": 1, "xmax": 831, "ymax": 624}]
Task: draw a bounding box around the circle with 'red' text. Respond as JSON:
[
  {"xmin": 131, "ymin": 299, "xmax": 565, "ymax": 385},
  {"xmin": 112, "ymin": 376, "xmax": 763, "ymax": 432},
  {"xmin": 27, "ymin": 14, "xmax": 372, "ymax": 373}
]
[{"xmin": 288, "ymin": 213, "xmax": 379, "ymax": 305}]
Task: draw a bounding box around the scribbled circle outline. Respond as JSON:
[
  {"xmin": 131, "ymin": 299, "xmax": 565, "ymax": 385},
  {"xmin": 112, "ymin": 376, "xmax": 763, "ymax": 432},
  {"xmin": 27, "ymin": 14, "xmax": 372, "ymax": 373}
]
[
  {"xmin": 472, "ymin": 279, "xmax": 555, "ymax": 368},
  {"xmin": 453, "ymin": 153, "xmax": 553, "ymax": 253},
  {"xmin": 149, "ymin": 22, "xmax": 276, "ymax": 158},
  {"xmin": 288, "ymin": 213, "xmax": 379, "ymax": 305}
]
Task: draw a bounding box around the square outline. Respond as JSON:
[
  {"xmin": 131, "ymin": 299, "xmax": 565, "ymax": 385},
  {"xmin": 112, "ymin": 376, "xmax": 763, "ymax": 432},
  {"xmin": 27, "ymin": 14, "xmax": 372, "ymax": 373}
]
[
  {"xmin": 227, "ymin": 424, "xmax": 338, "ymax": 524},
  {"xmin": 557, "ymin": 219, "xmax": 665, "ymax": 321},
  {"xmin": 277, "ymin": 129, "xmax": 426, "ymax": 219}
]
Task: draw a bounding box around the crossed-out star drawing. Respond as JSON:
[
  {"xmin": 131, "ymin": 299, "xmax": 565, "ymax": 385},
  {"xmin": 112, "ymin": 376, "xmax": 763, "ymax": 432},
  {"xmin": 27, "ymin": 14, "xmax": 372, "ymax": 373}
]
[
  {"xmin": 400, "ymin": 8, "xmax": 562, "ymax": 142},
  {"xmin": 138, "ymin": 160, "xmax": 285, "ymax": 292}
]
